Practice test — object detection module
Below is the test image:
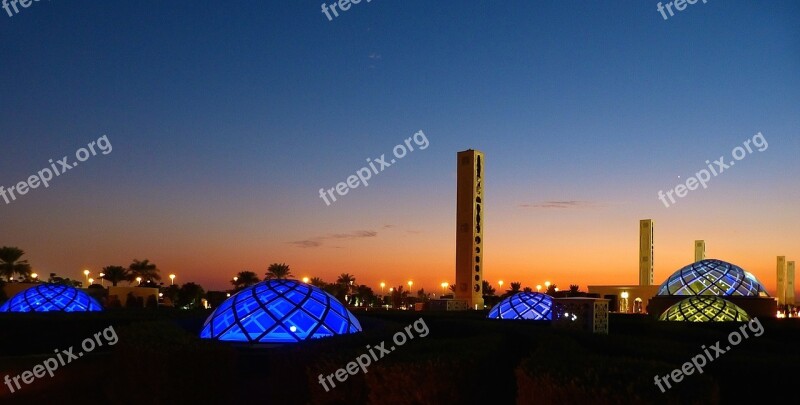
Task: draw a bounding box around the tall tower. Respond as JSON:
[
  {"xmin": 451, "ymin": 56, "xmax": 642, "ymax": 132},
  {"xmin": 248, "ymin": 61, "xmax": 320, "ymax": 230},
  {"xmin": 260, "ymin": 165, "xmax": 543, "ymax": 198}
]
[
  {"xmin": 787, "ymin": 261, "xmax": 795, "ymax": 306},
  {"xmin": 694, "ymin": 240, "xmax": 706, "ymax": 262},
  {"xmin": 776, "ymin": 256, "xmax": 787, "ymax": 305},
  {"xmin": 639, "ymin": 219, "xmax": 654, "ymax": 286},
  {"xmin": 455, "ymin": 149, "xmax": 484, "ymax": 309}
]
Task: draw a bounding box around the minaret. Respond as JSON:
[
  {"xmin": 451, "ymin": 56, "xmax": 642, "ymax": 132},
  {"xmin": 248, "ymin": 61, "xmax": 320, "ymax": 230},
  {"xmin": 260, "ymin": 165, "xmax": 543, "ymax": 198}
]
[
  {"xmin": 455, "ymin": 149, "xmax": 485, "ymax": 309},
  {"xmin": 777, "ymin": 256, "xmax": 787, "ymax": 305},
  {"xmin": 639, "ymin": 219, "xmax": 654, "ymax": 286},
  {"xmin": 787, "ymin": 261, "xmax": 796, "ymax": 306},
  {"xmin": 694, "ymin": 240, "xmax": 706, "ymax": 262}
]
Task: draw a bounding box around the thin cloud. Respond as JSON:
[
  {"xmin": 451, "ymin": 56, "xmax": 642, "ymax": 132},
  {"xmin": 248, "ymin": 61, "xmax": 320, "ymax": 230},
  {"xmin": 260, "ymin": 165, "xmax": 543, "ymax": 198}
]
[
  {"xmin": 288, "ymin": 230, "xmax": 378, "ymax": 248},
  {"xmin": 519, "ymin": 200, "xmax": 605, "ymax": 210}
]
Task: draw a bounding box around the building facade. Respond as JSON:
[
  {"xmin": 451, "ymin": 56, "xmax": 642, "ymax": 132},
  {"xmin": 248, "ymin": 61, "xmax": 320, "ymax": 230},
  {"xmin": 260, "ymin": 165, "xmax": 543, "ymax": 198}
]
[{"xmin": 455, "ymin": 149, "xmax": 485, "ymax": 309}]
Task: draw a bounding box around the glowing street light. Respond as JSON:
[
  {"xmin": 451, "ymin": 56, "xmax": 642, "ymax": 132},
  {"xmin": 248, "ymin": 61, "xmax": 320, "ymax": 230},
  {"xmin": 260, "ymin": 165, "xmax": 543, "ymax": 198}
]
[
  {"xmin": 88, "ymin": 278, "xmax": 94, "ymax": 285},
  {"xmin": 407, "ymin": 280, "xmax": 413, "ymax": 289},
  {"xmin": 536, "ymin": 284, "xmax": 542, "ymax": 292},
  {"xmin": 169, "ymin": 274, "xmax": 176, "ymax": 285},
  {"xmin": 233, "ymin": 276, "xmax": 238, "ymax": 283},
  {"xmin": 136, "ymin": 277, "xmax": 142, "ymax": 286},
  {"xmin": 31, "ymin": 273, "xmax": 38, "ymax": 282},
  {"xmin": 380, "ymin": 282, "xmax": 386, "ymax": 294},
  {"xmin": 544, "ymin": 281, "xmax": 551, "ymax": 290},
  {"xmin": 441, "ymin": 282, "xmax": 448, "ymax": 294},
  {"xmin": 498, "ymin": 280, "xmax": 504, "ymax": 289},
  {"xmin": 302, "ymin": 277, "xmax": 310, "ymax": 283},
  {"xmin": 83, "ymin": 269, "xmax": 90, "ymax": 283},
  {"xmin": 99, "ymin": 273, "xmax": 105, "ymax": 286}
]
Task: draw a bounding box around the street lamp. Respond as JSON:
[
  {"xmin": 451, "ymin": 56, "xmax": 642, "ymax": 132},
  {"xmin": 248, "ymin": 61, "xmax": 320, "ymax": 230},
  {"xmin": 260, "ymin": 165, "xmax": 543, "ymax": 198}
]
[
  {"xmin": 31, "ymin": 273, "xmax": 38, "ymax": 282},
  {"xmin": 544, "ymin": 281, "xmax": 551, "ymax": 291},
  {"xmin": 536, "ymin": 284, "xmax": 542, "ymax": 292},
  {"xmin": 233, "ymin": 276, "xmax": 238, "ymax": 283},
  {"xmin": 99, "ymin": 273, "xmax": 105, "ymax": 286},
  {"xmin": 169, "ymin": 274, "xmax": 176, "ymax": 285},
  {"xmin": 136, "ymin": 277, "xmax": 142, "ymax": 286},
  {"xmin": 498, "ymin": 280, "xmax": 504, "ymax": 289},
  {"xmin": 83, "ymin": 269, "xmax": 90, "ymax": 284},
  {"xmin": 380, "ymin": 282, "xmax": 386, "ymax": 294},
  {"xmin": 88, "ymin": 278, "xmax": 94, "ymax": 285},
  {"xmin": 302, "ymin": 277, "xmax": 310, "ymax": 283},
  {"xmin": 441, "ymin": 282, "xmax": 448, "ymax": 294},
  {"xmin": 407, "ymin": 280, "xmax": 413, "ymax": 290}
]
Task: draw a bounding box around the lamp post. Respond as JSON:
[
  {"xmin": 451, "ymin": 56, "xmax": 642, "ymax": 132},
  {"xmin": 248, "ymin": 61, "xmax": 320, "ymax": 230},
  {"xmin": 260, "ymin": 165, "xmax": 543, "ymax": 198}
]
[
  {"xmin": 536, "ymin": 284, "xmax": 542, "ymax": 293},
  {"xmin": 380, "ymin": 282, "xmax": 386, "ymax": 294},
  {"xmin": 302, "ymin": 277, "xmax": 310, "ymax": 283},
  {"xmin": 88, "ymin": 278, "xmax": 94, "ymax": 286},
  {"xmin": 83, "ymin": 269, "xmax": 90, "ymax": 284},
  {"xmin": 136, "ymin": 277, "xmax": 142, "ymax": 286},
  {"xmin": 99, "ymin": 273, "xmax": 105, "ymax": 286},
  {"xmin": 441, "ymin": 282, "xmax": 448, "ymax": 294},
  {"xmin": 498, "ymin": 280, "xmax": 504, "ymax": 289},
  {"xmin": 407, "ymin": 280, "xmax": 413, "ymax": 290},
  {"xmin": 169, "ymin": 274, "xmax": 176, "ymax": 285},
  {"xmin": 31, "ymin": 273, "xmax": 38, "ymax": 282}
]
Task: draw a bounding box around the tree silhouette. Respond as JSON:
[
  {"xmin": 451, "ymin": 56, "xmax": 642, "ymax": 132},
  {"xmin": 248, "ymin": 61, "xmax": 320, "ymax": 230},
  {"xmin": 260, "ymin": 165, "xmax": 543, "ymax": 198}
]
[
  {"xmin": 129, "ymin": 259, "xmax": 161, "ymax": 282},
  {"xmin": 0, "ymin": 247, "xmax": 31, "ymax": 281},
  {"xmin": 101, "ymin": 265, "xmax": 131, "ymax": 287},
  {"xmin": 265, "ymin": 263, "xmax": 292, "ymax": 280},
  {"xmin": 232, "ymin": 271, "xmax": 260, "ymax": 291}
]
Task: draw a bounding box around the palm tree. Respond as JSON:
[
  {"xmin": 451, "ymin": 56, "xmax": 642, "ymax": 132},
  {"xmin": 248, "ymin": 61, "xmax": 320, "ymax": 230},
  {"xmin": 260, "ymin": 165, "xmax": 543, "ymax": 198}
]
[
  {"xmin": 523, "ymin": 287, "xmax": 533, "ymax": 293},
  {"xmin": 336, "ymin": 273, "xmax": 356, "ymax": 295},
  {"xmin": 129, "ymin": 259, "xmax": 161, "ymax": 283},
  {"xmin": 101, "ymin": 265, "xmax": 131, "ymax": 287},
  {"xmin": 0, "ymin": 247, "xmax": 32, "ymax": 281},
  {"xmin": 448, "ymin": 284, "xmax": 456, "ymax": 293},
  {"xmin": 232, "ymin": 271, "xmax": 260, "ymax": 291},
  {"xmin": 265, "ymin": 263, "xmax": 292, "ymax": 280},
  {"xmin": 508, "ymin": 282, "xmax": 522, "ymax": 294},
  {"xmin": 481, "ymin": 280, "xmax": 496, "ymax": 296},
  {"xmin": 309, "ymin": 277, "xmax": 327, "ymax": 288}
]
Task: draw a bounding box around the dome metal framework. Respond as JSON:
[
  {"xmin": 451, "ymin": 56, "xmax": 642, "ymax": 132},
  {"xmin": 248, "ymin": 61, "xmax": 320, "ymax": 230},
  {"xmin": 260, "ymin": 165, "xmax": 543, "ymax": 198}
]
[
  {"xmin": 200, "ymin": 279, "xmax": 362, "ymax": 343},
  {"xmin": 0, "ymin": 284, "xmax": 103, "ymax": 313},
  {"xmin": 657, "ymin": 259, "xmax": 768, "ymax": 297},
  {"xmin": 659, "ymin": 296, "xmax": 750, "ymax": 322},
  {"xmin": 487, "ymin": 292, "xmax": 553, "ymax": 320}
]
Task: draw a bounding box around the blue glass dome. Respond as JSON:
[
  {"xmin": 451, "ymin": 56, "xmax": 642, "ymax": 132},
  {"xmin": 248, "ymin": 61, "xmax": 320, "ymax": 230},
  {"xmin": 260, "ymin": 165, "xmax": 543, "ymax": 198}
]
[
  {"xmin": 488, "ymin": 292, "xmax": 553, "ymax": 320},
  {"xmin": 0, "ymin": 284, "xmax": 103, "ymax": 312},
  {"xmin": 200, "ymin": 279, "xmax": 362, "ymax": 343},
  {"xmin": 657, "ymin": 259, "xmax": 768, "ymax": 297},
  {"xmin": 659, "ymin": 296, "xmax": 750, "ymax": 322}
]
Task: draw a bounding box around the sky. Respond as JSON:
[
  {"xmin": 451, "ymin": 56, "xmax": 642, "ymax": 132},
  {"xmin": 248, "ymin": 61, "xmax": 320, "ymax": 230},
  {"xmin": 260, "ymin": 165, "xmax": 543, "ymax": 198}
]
[{"xmin": 1, "ymin": 1, "xmax": 798, "ymax": 295}]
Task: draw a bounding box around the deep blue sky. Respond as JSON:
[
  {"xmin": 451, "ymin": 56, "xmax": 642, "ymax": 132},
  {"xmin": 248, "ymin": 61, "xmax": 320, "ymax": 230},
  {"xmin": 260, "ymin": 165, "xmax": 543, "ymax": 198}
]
[{"xmin": 1, "ymin": 1, "xmax": 798, "ymax": 290}]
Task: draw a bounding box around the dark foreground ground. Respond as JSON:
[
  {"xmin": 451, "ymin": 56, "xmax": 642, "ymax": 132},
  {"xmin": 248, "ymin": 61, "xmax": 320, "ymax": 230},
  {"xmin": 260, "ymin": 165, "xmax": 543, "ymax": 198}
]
[{"xmin": 0, "ymin": 310, "xmax": 796, "ymax": 404}]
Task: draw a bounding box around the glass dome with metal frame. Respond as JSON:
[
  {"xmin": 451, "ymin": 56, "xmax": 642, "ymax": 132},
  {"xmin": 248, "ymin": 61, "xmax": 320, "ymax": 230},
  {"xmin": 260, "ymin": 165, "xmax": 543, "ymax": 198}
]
[
  {"xmin": 487, "ymin": 292, "xmax": 553, "ymax": 320},
  {"xmin": 200, "ymin": 279, "xmax": 362, "ymax": 343},
  {"xmin": 657, "ymin": 259, "xmax": 768, "ymax": 297},
  {"xmin": 0, "ymin": 284, "xmax": 103, "ymax": 312},
  {"xmin": 659, "ymin": 296, "xmax": 750, "ymax": 322}
]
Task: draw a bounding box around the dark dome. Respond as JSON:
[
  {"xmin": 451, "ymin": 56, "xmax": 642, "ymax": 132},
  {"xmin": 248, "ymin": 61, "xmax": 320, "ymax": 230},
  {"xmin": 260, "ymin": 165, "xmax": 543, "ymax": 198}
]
[
  {"xmin": 487, "ymin": 292, "xmax": 553, "ymax": 320},
  {"xmin": 657, "ymin": 259, "xmax": 768, "ymax": 297},
  {"xmin": 0, "ymin": 284, "xmax": 103, "ymax": 312},
  {"xmin": 200, "ymin": 279, "xmax": 362, "ymax": 343}
]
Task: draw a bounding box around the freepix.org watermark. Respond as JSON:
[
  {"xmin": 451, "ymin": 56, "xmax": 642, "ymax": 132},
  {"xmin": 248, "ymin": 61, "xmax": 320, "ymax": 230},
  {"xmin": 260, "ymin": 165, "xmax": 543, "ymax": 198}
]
[
  {"xmin": 317, "ymin": 317, "xmax": 430, "ymax": 392},
  {"xmin": 318, "ymin": 130, "xmax": 429, "ymax": 206},
  {"xmin": 2, "ymin": 0, "xmax": 42, "ymax": 18},
  {"xmin": 1, "ymin": 135, "xmax": 113, "ymax": 206},
  {"xmin": 4, "ymin": 325, "xmax": 119, "ymax": 394},
  {"xmin": 320, "ymin": 0, "xmax": 374, "ymax": 22},
  {"xmin": 657, "ymin": 0, "xmax": 709, "ymax": 21},
  {"xmin": 658, "ymin": 132, "xmax": 767, "ymax": 208},
  {"xmin": 653, "ymin": 317, "xmax": 764, "ymax": 393}
]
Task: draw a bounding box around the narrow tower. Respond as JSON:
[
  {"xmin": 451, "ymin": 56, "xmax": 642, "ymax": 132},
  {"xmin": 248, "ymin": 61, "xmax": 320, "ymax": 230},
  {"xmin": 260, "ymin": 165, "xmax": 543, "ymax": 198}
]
[
  {"xmin": 777, "ymin": 256, "xmax": 787, "ymax": 305},
  {"xmin": 787, "ymin": 261, "xmax": 795, "ymax": 306},
  {"xmin": 455, "ymin": 149, "xmax": 484, "ymax": 309},
  {"xmin": 694, "ymin": 240, "xmax": 706, "ymax": 262},
  {"xmin": 639, "ymin": 219, "xmax": 654, "ymax": 286}
]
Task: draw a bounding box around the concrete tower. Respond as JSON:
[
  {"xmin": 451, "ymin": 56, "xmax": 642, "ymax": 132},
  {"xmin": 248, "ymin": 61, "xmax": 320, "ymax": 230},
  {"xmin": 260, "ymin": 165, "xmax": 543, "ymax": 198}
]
[
  {"xmin": 694, "ymin": 240, "xmax": 706, "ymax": 262},
  {"xmin": 639, "ymin": 219, "xmax": 654, "ymax": 286},
  {"xmin": 455, "ymin": 149, "xmax": 484, "ymax": 309},
  {"xmin": 776, "ymin": 256, "xmax": 787, "ymax": 305},
  {"xmin": 787, "ymin": 261, "xmax": 796, "ymax": 306}
]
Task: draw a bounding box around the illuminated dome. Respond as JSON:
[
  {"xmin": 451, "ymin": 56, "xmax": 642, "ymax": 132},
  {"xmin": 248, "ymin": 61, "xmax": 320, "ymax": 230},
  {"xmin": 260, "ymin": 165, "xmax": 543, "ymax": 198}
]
[
  {"xmin": 657, "ymin": 259, "xmax": 768, "ymax": 297},
  {"xmin": 488, "ymin": 292, "xmax": 553, "ymax": 320},
  {"xmin": 659, "ymin": 296, "xmax": 750, "ymax": 322},
  {"xmin": 200, "ymin": 279, "xmax": 362, "ymax": 343},
  {"xmin": 0, "ymin": 284, "xmax": 103, "ymax": 312}
]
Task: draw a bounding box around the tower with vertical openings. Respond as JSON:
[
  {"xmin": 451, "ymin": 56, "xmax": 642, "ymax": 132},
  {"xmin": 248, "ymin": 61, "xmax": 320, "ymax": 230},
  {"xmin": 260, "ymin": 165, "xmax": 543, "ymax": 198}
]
[
  {"xmin": 455, "ymin": 149, "xmax": 484, "ymax": 309},
  {"xmin": 787, "ymin": 261, "xmax": 796, "ymax": 306},
  {"xmin": 777, "ymin": 256, "xmax": 787, "ymax": 305},
  {"xmin": 694, "ymin": 240, "xmax": 706, "ymax": 262},
  {"xmin": 639, "ymin": 219, "xmax": 654, "ymax": 286}
]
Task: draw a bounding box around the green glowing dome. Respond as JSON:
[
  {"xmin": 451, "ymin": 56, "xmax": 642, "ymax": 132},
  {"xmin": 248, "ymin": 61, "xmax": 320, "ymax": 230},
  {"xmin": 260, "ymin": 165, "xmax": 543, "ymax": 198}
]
[{"xmin": 659, "ymin": 296, "xmax": 750, "ymax": 322}]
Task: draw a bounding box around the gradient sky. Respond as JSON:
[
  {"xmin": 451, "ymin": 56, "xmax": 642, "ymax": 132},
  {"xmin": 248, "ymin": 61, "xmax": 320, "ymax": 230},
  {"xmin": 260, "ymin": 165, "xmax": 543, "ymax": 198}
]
[{"xmin": 1, "ymin": 1, "xmax": 798, "ymax": 295}]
